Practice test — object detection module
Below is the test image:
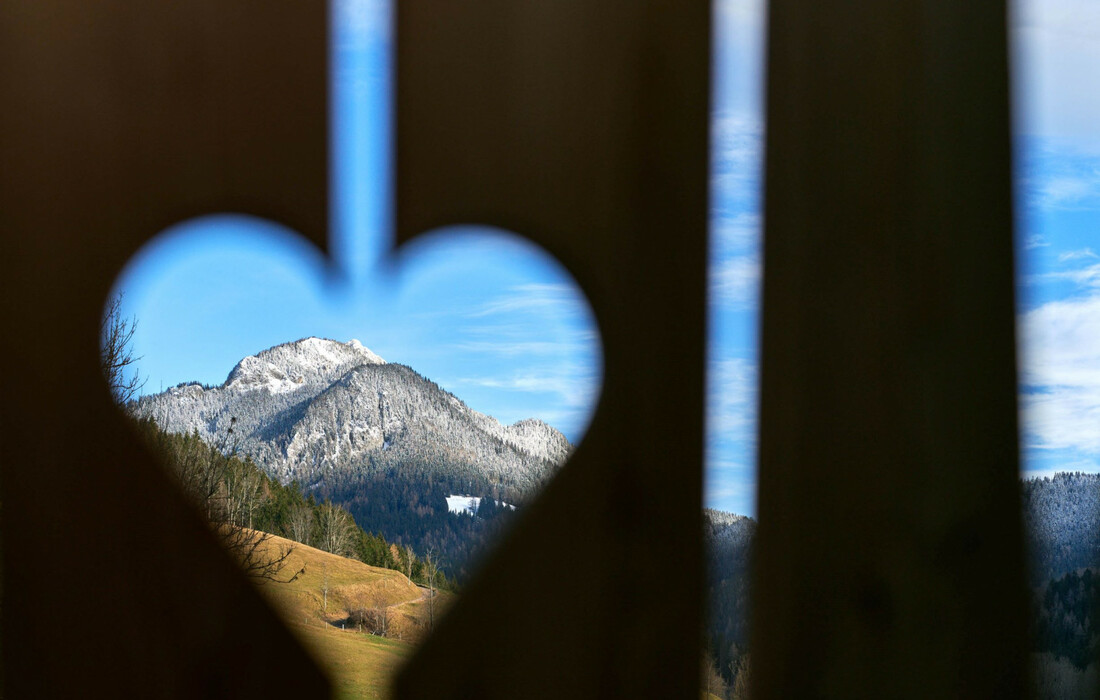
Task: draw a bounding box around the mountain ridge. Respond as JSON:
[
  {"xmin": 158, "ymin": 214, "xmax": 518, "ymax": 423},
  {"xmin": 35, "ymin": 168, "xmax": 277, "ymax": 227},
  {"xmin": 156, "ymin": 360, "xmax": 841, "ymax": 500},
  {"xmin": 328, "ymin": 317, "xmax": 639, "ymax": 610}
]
[{"xmin": 134, "ymin": 337, "xmax": 571, "ymax": 495}]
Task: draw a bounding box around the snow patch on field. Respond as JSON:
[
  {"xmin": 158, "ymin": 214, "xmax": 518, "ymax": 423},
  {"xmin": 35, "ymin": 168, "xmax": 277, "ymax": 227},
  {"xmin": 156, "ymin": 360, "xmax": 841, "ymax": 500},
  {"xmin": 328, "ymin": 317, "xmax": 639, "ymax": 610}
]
[
  {"xmin": 446, "ymin": 495, "xmax": 516, "ymax": 516},
  {"xmin": 446, "ymin": 495, "xmax": 481, "ymax": 515}
]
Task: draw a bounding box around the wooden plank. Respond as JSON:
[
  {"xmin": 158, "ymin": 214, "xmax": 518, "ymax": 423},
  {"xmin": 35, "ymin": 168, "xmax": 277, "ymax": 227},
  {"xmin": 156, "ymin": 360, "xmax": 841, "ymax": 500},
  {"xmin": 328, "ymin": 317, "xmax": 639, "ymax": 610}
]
[
  {"xmin": 752, "ymin": 1, "xmax": 1028, "ymax": 697},
  {"xmin": 0, "ymin": 2, "xmax": 331, "ymax": 696},
  {"xmin": 393, "ymin": 0, "xmax": 710, "ymax": 697}
]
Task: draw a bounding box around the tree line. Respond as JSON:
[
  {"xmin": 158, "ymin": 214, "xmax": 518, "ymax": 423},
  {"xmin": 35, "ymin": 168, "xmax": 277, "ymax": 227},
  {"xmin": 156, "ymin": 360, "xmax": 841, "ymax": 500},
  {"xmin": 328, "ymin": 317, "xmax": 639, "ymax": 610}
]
[{"xmin": 133, "ymin": 416, "xmax": 454, "ymax": 591}]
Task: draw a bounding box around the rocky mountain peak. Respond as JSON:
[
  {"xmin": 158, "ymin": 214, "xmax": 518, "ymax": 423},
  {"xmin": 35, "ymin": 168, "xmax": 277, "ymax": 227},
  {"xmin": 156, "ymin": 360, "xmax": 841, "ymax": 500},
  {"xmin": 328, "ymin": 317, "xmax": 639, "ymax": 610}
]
[
  {"xmin": 224, "ymin": 337, "xmax": 385, "ymax": 394},
  {"xmin": 135, "ymin": 338, "xmax": 570, "ymax": 498}
]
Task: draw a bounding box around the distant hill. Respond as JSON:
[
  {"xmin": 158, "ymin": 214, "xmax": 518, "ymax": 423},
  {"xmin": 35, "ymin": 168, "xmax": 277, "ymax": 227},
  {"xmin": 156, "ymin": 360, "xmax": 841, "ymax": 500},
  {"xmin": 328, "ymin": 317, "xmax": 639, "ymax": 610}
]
[
  {"xmin": 1023, "ymin": 472, "xmax": 1100, "ymax": 585},
  {"xmin": 704, "ymin": 509, "xmax": 755, "ymax": 688},
  {"xmin": 704, "ymin": 475, "xmax": 1100, "ymax": 692}
]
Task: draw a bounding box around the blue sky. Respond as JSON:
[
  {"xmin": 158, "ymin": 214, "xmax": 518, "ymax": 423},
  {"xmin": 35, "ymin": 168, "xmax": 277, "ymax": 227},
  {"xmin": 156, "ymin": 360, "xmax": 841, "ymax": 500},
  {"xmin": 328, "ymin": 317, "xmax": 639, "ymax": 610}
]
[
  {"xmin": 111, "ymin": 0, "xmax": 1100, "ymax": 517},
  {"xmin": 111, "ymin": 1, "xmax": 600, "ymax": 444},
  {"xmin": 1013, "ymin": 0, "xmax": 1100, "ymax": 481},
  {"xmin": 703, "ymin": 0, "xmax": 1100, "ymax": 514}
]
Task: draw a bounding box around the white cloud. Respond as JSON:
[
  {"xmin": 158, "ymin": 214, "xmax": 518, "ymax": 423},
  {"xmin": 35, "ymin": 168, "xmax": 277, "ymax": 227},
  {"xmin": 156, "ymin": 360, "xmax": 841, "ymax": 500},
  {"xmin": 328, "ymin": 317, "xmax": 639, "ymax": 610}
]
[
  {"xmin": 1058, "ymin": 248, "xmax": 1100, "ymax": 263},
  {"xmin": 703, "ymin": 470, "xmax": 757, "ymax": 515},
  {"xmin": 1019, "ymin": 293, "xmax": 1100, "ymax": 456},
  {"xmin": 707, "ymin": 357, "xmax": 757, "ymax": 439},
  {"xmin": 1033, "ymin": 262, "xmax": 1100, "ymax": 289},
  {"xmin": 456, "ymin": 322, "xmax": 597, "ymax": 355},
  {"xmin": 712, "ymin": 212, "xmax": 761, "ymax": 257},
  {"xmin": 337, "ymin": 0, "xmax": 390, "ymax": 41},
  {"xmin": 713, "ymin": 253, "xmax": 761, "ymax": 310},
  {"xmin": 454, "ymin": 339, "xmax": 579, "ymax": 356},
  {"xmin": 1025, "ymin": 234, "xmax": 1051, "ymax": 249},
  {"xmin": 712, "ymin": 0, "xmax": 766, "ymax": 117},
  {"xmin": 466, "ymin": 283, "xmax": 585, "ymax": 318},
  {"xmin": 1017, "ymin": 143, "xmax": 1100, "ymax": 213},
  {"xmin": 1038, "ymin": 175, "xmax": 1099, "ymax": 208},
  {"xmin": 1021, "ymin": 389, "xmax": 1100, "ymax": 453},
  {"xmin": 456, "ymin": 371, "xmax": 593, "ymax": 404},
  {"xmin": 714, "ymin": 0, "xmax": 765, "ymax": 29},
  {"xmin": 709, "ymin": 112, "xmax": 763, "ymax": 311},
  {"xmin": 1012, "ymin": 0, "xmax": 1100, "ymax": 145},
  {"xmin": 711, "ymin": 113, "xmax": 763, "ymax": 201}
]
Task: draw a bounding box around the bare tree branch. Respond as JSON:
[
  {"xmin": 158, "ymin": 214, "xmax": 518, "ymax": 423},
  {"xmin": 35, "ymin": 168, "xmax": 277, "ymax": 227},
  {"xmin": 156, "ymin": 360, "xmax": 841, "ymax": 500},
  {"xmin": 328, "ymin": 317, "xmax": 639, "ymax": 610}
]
[{"xmin": 100, "ymin": 293, "xmax": 145, "ymax": 405}]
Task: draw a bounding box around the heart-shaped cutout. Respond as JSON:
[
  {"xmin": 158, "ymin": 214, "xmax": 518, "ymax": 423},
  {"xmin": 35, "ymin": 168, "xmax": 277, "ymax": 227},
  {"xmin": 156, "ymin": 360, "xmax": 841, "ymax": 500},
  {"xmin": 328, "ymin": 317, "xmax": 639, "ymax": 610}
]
[
  {"xmin": 108, "ymin": 217, "xmax": 602, "ymax": 557},
  {"xmin": 103, "ymin": 0, "xmax": 602, "ymax": 678}
]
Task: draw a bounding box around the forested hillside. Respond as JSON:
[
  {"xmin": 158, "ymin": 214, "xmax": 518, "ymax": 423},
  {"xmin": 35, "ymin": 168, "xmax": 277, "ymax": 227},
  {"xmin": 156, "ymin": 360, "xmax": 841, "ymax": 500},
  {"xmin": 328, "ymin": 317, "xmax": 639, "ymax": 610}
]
[
  {"xmin": 134, "ymin": 417, "xmax": 454, "ymax": 591},
  {"xmin": 704, "ymin": 510, "xmax": 755, "ymax": 695},
  {"xmin": 702, "ymin": 475, "xmax": 1100, "ymax": 699},
  {"xmin": 133, "ymin": 337, "xmax": 567, "ymax": 579},
  {"xmin": 1024, "ymin": 473, "xmax": 1100, "ymax": 585}
]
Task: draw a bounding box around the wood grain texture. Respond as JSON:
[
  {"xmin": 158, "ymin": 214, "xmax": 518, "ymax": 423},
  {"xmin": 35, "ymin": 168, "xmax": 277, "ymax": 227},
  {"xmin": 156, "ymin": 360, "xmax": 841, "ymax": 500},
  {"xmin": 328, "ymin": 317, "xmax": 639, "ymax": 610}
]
[
  {"xmin": 752, "ymin": 1, "xmax": 1028, "ymax": 697},
  {"xmin": 0, "ymin": 2, "xmax": 330, "ymax": 697},
  {"xmin": 393, "ymin": 0, "xmax": 711, "ymax": 697}
]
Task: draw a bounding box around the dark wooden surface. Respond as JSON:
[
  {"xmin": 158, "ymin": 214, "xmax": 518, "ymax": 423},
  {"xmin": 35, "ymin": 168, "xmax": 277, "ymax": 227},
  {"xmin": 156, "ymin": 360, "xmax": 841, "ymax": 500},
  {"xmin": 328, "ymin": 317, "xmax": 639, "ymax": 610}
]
[
  {"xmin": 752, "ymin": 0, "xmax": 1028, "ymax": 698},
  {"xmin": 392, "ymin": 0, "xmax": 710, "ymax": 697},
  {"xmin": 0, "ymin": 2, "xmax": 330, "ymax": 697},
  {"xmin": 1, "ymin": 0, "xmax": 1035, "ymax": 697}
]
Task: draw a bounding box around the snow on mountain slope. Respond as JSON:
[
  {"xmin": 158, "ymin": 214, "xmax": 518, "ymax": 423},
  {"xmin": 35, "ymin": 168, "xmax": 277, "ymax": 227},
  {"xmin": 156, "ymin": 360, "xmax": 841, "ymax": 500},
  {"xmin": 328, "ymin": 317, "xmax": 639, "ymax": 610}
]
[
  {"xmin": 134, "ymin": 337, "xmax": 571, "ymax": 495},
  {"xmin": 225, "ymin": 337, "xmax": 385, "ymax": 394}
]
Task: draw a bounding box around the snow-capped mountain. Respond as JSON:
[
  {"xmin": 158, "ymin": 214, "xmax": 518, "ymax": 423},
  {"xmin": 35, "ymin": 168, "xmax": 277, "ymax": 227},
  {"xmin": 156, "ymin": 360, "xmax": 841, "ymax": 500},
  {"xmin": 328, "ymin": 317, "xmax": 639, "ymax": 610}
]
[{"xmin": 134, "ymin": 337, "xmax": 570, "ymax": 497}]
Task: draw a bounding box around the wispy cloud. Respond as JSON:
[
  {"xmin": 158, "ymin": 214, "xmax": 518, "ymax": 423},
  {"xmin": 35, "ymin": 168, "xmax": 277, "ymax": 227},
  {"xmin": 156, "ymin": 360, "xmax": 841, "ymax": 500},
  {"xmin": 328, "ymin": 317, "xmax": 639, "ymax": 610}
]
[
  {"xmin": 1019, "ymin": 271, "xmax": 1100, "ymax": 457},
  {"xmin": 704, "ymin": 453, "xmax": 758, "ymax": 515},
  {"xmin": 466, "ymin": 283, "xmax": 586, "ymax": 319},
  {"xmin": 1025, "ymin": 234, "xmax": 1051, "ymax": 250},
  {"xmin": 454, "ymin": 339, "xmax": 583, "ymax": 356},
  {"xmin": 336, "ymin": 0, "xmax": 389, "ymax": 42},
  {"xmin": 707, "ymin": 357, "xmax": 757, "ymax": 441},
  {"xmin": 1018, "ymin": 142, "xmax": 1100, "ymax": 211},
  {"xmin": 714, "ymin": 0, "xmax": 765, "ymax": 29},
  {"xmin": 456, "ymin": 370, "xmax": 597, "ymax": 407},
  {"xmin": 1012, "ymin": 0, "xmax": 1100, "ymax": 146},
  {"xmin": 1058, "ymin": 248, "xmax": 1100, "ymax": 263},
  {"xmin": 712, "ymin": 212, "xmax": 761, "ymax": 257},
  {"xmin": 711, "ymin": 112, "xmax": 763, "ymax": 210},
  {"xmin": 1038, "ymin": 175, "xmax": 1100, "ymax": 209},
  {"xmin": 710, "ymin": 113, "xmax": 763, "ymax": 313},
  {"xmin": 1031, "ymin": 262, "xmax": 1100, "ymax": 289},
  {"xmin": 456, "ymin": 285, "xmax": 599, "ymax": 361},
  {"xmin": 712, "ymin": 253, "xmax": 762, "ymax": 311}
]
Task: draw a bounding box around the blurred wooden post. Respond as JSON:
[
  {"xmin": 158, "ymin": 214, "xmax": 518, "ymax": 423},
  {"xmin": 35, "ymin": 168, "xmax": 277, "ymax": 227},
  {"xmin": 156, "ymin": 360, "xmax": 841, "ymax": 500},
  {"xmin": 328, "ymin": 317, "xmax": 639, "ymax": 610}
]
[
  {"xmin": 0, "ymin": 2, "xmax": 331, "ymax": 696},
  {"xmin": 1, "ymin": 0, "xmax": 1035, "ymax": 696},
  {"xmin": 393, "ymin": 0, "xmax": 710, "ymax": 697},
  {"xmin": 752, "ymin": 0, "xmax": 1028, "ymax": 697}
]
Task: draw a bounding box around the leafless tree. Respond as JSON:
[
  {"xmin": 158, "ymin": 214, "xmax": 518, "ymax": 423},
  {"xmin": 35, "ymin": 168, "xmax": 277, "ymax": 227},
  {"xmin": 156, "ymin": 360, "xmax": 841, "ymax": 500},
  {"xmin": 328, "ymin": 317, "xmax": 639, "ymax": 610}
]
[
  {"xmin": 404, "ymin": 544, "xmax": 415, "ymax": 580},
  {"xmin": 317, "ymin": 502, "xmax": 355, "ymax": 558},
  {"xmin": 347, "ymin": 591, "xmax": 390, "ymax": 637},
  {"xmin": 100, "ymin": 293, "xmax": 145, "ymax": 405},
  {"xmin": 731, "ymin": 653, "xmax": 752, "ymax": 700},
  {"xmin": 217, "ymin": 524, "xmax": 297, "ymax": 583},
  {"xmin": 140, "ymin": 417, "xmax": 296, "ymax": 583},
  {"xmin": 320, "ymin": 562, "xmax": 330, "ymax": 612},
  {"xmin": 288, "ymin": 503, "xmax": 314, "ymax": 545},
  {"xmin": 221, "ymin": 457, "xmax": 267, "ymax": 530},
  {"xmin": 701, "ymin": 655, "xmax": 727, "ymax": 699},
  {"xmin": 424, "ymin": 547, "xmax": 439, "ymax": 632},
  {"xmin": 371, "ymin": 597, "xmax": 390, "ymax": 638}
]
